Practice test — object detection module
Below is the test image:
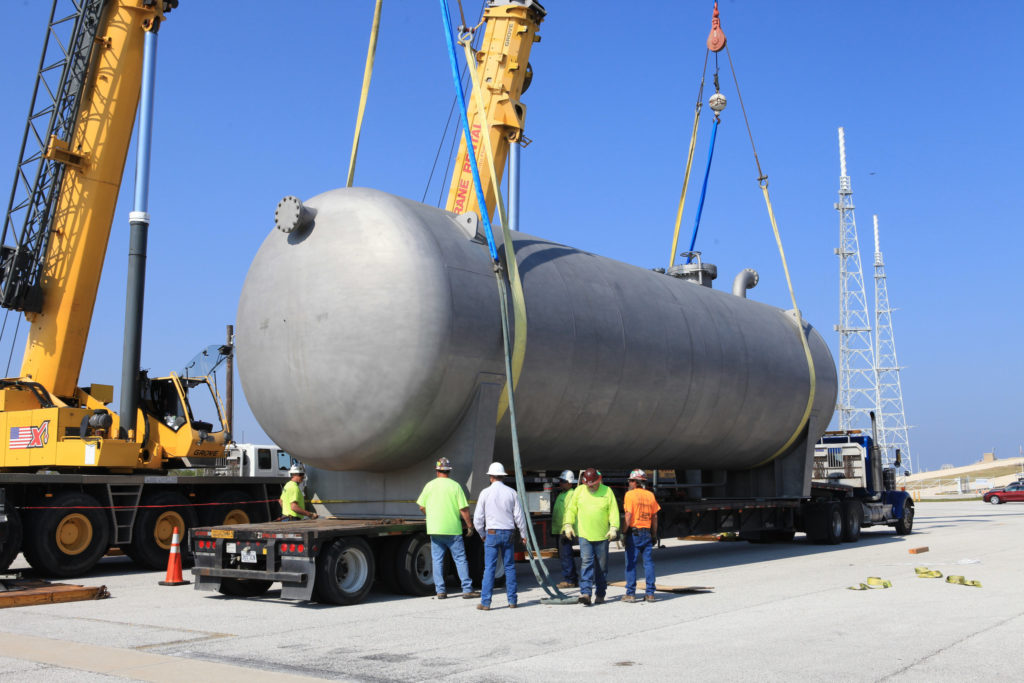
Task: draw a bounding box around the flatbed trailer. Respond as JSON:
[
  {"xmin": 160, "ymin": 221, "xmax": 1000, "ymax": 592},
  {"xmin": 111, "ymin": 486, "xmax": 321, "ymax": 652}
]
[
  {"xmin": 191, "ymin": 517, "xmax": 431, "ymax": 605},
  {"xmin": 0, "ymin": 472, "xmax": 285, "ymax": 576}
]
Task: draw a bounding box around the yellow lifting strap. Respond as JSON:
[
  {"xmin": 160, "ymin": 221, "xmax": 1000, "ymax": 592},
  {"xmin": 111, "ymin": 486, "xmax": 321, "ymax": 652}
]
[
  {"xmin": 719, "ymin": 38, "xmax": 816, "ymax": 467},
  {"xmin": 346, "ymin": 0, "xmax": 384, "ymax": 187},
  {"xmin": 461, "ymin": 39, "xmax": 528, "ymax": 421},
  {"xmin": 751, "ymin": 181, "xmax": 817, "ymax": 466},
  {"xmin": 668, "ymin": 51, "xmax": 709, "ymax": 270}
]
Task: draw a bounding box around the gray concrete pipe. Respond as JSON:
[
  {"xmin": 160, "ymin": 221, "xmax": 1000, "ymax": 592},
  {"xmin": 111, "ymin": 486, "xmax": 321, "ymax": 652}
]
[{"xmin": 236, "ymin": 187, "xmax": 837, "ymax": 474}]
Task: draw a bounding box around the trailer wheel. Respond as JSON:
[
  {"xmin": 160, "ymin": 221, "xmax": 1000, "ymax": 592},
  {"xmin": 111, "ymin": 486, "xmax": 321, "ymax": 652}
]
[
  {"xmin": 0, "ymin": 503, "xmax": 23, "ymax": 571},
  {"xmin": 315, "ymin": 537, "xmax": 375, "ymax": 605},
  {"xmin": 217, "ymin": 578, "xmax": 273, "ymax": 597},
  {"xmin": 126, "ymin": 491, "xmax": 198, "ymax": 570},
  {"xmin": 22, "ymin": 492, "xmax": 110, "ymax": 577},
  {"xmin": 200, "ymin": 490, "xmax": 266, "ymax": 527},
  {"xmin": 806, "ymin": 502, "xmax": 842, "ymax": 544},
  {"xmin": 894, "ymin": 500, "xmax": 914, "ymax": 535},
  {"xmin": 394, "ymin": 532, "xmax": 434, "ymax": 596},
  {"xmin": 841, "ymin": 500, "xmax": 863, "ymax": 542}
]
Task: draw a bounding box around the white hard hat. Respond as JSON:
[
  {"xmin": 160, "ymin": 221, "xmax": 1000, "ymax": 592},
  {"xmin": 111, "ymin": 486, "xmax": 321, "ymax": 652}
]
[
  {"xmin": 486, "ymin": 462, "xmax": 508, "ymax": 477},
  {"xmin": 289, "ymin": 462, "xmax": 306, "ymax": 475},
  {"xmin": 559, "ymin": 469, "xmax": 576, "ymax": 484}
]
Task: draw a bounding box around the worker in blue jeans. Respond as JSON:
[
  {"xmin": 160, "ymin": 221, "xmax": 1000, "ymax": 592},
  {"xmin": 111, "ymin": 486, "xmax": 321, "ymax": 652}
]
[
  {"xmin": 563, "ymin": 468, "xmax": 618, "ymax": 605},
  {"xmin": 622, "ymin": 469, "xmax": 660, "ymax": 602},
  {"xmin": 473, "ymin": 463, "xmax": 529, "ymax": 610}
]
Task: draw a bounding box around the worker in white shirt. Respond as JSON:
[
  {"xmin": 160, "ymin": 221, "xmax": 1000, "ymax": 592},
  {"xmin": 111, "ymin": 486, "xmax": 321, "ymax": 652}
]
[{"xmin": 473, "ymin": 462, "xmax": 529, "ymax": 610}]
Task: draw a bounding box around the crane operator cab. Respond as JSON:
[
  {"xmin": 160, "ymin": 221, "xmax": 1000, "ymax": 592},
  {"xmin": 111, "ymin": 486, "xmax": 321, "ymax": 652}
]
[{"xmin": 137, "ymin": 371, "xmax": 227, "ymax": 464}]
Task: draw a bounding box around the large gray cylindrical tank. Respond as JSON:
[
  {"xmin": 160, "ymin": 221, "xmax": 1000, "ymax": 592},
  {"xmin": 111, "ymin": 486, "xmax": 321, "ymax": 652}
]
[{"xmin": 237, "ymin": 187, "xmax": 837, "ymax": 473}]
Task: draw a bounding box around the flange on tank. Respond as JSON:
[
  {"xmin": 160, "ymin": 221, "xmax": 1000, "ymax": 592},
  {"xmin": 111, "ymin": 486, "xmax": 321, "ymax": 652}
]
[{"xmin": 237, "ymin": 187, "xmax": 837, "ymax": 478}]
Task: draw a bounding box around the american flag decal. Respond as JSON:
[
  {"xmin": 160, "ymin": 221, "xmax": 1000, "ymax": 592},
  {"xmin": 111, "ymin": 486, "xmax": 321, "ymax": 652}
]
[{"xmin": 10, "ymin": 420, "xmax": 50, "ymax": 449}]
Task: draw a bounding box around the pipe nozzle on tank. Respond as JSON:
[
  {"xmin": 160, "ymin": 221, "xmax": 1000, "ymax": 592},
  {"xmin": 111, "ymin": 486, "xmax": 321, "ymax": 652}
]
[
  {"xmin": 275, "ymin": 195, "xmax": 316, "ymax": 234},
  {"xmin": 732, "ymin": 268, "xmax": 758, "ymax": 298}
]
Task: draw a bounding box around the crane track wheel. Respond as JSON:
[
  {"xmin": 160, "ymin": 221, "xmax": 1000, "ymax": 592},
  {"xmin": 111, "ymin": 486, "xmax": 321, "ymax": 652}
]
[
  {"xmin": 315, "ymin": 537, "xmax": 375, "ymax": 605},
  {"xmin": 23, "ymin": 491, "xmax": 110, "ymax": 578},
  {"xmin": 0, "ymin": 500, "xmax": 23, "ymax": 571},
  {"xmin": 126, "ymin": 491, "xmax": 198, "ymax": 570}
]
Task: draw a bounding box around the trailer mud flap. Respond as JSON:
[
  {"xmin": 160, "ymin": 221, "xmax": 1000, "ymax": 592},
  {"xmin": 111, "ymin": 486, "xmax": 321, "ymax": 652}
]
[{"xmin": 280, "ymin": 556, "xmax": 315, "ymax": 601}]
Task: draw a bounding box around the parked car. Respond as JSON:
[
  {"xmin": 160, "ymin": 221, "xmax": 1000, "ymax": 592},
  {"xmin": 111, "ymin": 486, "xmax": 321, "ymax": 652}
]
[{"xmin": 983, "ymin": 481, "xmax": 1024, "ymax": 504}]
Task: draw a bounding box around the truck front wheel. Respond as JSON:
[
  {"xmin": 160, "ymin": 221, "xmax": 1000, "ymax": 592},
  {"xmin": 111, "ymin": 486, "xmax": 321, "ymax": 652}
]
[
  {"xmin": 894, "ymin": 500, "xmax": 914, "ymax": 535},
  {"xmin": 315, "ymin": 537, "xmax": 375, "ymax": 605},
  {"xmin": 23, "ymin": 492, "xmax": 110, "ymax": 577}
]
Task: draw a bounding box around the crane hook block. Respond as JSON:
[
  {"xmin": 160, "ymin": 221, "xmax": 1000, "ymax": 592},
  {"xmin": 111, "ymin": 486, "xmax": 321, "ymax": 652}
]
[{"xmin": 707, "ymin": 2, "xmax": 727, "ymax": 52}]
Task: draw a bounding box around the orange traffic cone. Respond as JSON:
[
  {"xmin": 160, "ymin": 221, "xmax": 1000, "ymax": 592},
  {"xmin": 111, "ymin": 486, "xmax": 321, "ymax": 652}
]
[{"xmin": 159, "ymin": 526, "xmax": 191, "ymax": 586}]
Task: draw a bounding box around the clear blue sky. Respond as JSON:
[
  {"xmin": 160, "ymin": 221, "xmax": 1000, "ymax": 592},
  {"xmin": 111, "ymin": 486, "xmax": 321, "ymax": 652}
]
[{"xmin": 0, "ymin": 1, "xmax": 1020, "ymax": 472}]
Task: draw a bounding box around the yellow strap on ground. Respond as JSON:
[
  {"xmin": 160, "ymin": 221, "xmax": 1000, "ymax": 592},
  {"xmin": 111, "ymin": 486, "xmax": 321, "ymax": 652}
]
[
  {"xmin": 751, "ymin": 182, "xmax": 817, "ymax": 467},
  {"xmin": 915, "ymin": 566, "xmax": 943, "ymax": 578},
  {"xmin": 866, "ymin": 576, "xmax": 892, "ymax": 589},
  {"xmin": 345, "ymin": 0, "xmax": 383, "ymax": 188},
  {"xmin": 945, "ymin": 575, "xmax": 982, "ymax": 587},
  {"xmin": 461, "ymin": 39, "xmax": 528, "ymax": 421}
]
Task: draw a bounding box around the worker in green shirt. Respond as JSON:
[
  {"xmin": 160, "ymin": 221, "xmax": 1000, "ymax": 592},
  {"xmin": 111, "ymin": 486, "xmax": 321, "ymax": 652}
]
[
  {"xmin": 415, "ymin": 457, "xmax": 479, "ymax": 600},
  {"xmin": 563, "ymin": 468, "xmax": 618, "ymax": 605},
  {"xmin": 551, "ymin": 470, "xmax": 579, "ymax": 588},
  {"xmin": 279, "ymin": 463, "xmax": 317, "ymax": 520}
]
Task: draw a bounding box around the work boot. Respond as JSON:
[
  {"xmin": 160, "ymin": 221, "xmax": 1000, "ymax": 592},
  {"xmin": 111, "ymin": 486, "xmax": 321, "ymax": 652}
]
[
  {"xmin": 595, "ymin": 595, "xmax": 605, "ymax": 605},
  {"xmin": 436, "ymin": 593, "xmax": 447, "ymax": 600},
  {"xmin": 578, "ymin": 595, "xmax": 591, "ymax": 606},
  {"xmin": 622, "ymin": 594, "xmax": 637, "ymax": 603},
  {"xmin": 462, "ymin": 591, "xmax": 481, "ymax": 599},
  {"xmin": 509, "ymin": 603, "xmax": 517, "ymax": 609},
  {"xmin": 557, "ymin": 581, "xmax": 578, "ymax": 589},
  {"xmin": 476, "ymin": 604, "xmax": 490, "ymax": 611},
  {"xmin": 645, "ymin": 594, "xmax": 656, "ymax": 603}
]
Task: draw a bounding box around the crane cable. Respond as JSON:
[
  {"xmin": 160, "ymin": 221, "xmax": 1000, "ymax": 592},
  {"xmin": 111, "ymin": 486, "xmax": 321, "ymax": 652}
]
[
  {"xmin": 721, "ymin": 42, "xmax": 818, "ymax": 465},
  {"xmin": 345, "ymin": 0, "xmax": 383, "ymax": 187},
  {"xmin": 440, "ymin": 0, "xmax": 573, "ymax": 604}
]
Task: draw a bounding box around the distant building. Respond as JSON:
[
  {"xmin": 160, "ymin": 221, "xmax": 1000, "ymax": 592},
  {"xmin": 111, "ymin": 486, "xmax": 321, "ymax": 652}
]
[{"xmin": 981, "ymin": 452, "xmax": 997, "ymax": 463}]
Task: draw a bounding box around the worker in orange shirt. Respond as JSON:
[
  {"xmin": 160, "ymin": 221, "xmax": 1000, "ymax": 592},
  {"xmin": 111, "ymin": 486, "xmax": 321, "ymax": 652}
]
[{"xmin": 622, "ymin": 469, "xmax": 660, "ymax": 602}]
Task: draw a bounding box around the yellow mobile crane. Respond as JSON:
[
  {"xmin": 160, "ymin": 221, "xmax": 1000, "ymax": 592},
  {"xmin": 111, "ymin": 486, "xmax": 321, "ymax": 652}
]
[{"xmin": 0, "ymin": 0, "xmax": 282, "ymax": 577}]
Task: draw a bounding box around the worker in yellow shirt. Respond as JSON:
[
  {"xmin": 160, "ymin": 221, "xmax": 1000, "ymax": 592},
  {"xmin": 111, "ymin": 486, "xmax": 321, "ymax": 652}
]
[
  {"xmin": 279, "ymin": 463, "xmax": 317, "ymax": 520},
  {"xmin": 551, "ymin": 470, "xmax": 579, "ymax": 588},
  {"xmin": 563, "ymin": 468, "xmax": 618, "ymax": 605},
  {"xmin": 622, "ymin": 469, "xmax": 661, "ymax": 602}
]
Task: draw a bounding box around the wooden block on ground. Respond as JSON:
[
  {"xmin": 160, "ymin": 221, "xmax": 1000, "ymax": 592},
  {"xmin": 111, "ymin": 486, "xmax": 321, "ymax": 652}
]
[
  {"xmin": 908, "ymin": 546, "xmax": 929, "ymax": 554},
  {"xmin": 0, "ymin": 580, "xmax": 109, "ymax": 609}
]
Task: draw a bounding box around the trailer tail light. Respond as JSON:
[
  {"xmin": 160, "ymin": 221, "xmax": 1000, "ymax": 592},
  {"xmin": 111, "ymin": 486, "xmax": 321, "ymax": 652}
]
[
  {"xmin": 298, "ymin": 544, "xmax": 304, "ymax": 553},
  {"xmin": 289, "ymin": 544, "xmax": 296, "ymax": 552}
]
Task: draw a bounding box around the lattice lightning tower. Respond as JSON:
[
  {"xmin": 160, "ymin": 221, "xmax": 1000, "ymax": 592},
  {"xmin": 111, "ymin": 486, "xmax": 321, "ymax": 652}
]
[
  {"xmin": 834, "ymin": 128, "xmax": 876, "ymax": 434},
  {"xmin": 872, "ymin": 215, "xmax": 913, "ymax": 474}
]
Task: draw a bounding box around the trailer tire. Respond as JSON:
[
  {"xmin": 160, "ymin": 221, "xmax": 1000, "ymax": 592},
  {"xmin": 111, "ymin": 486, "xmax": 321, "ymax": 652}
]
[
  {"xmin": 315, "ymin": 537, "xmax": 375, "ymax": 605},
  {"xmin": 126, "ymin": 491, "xmax": 198, "ymax": 570},
  {"xmin": 894, "ymin": 500, "xmax": 914, "ymax": 535},
  {"xmin": 200, "ymin": 490, "xmax": 266, "ymax": 527},
  {"xmin": 394, "ymin": 532, "xmax": 434, "ymax": 596},
  {"xmin": 217, "ymin": 578, "xmax": 273, "ymax": 597},
  {"xmin": 23, "ymin": 492, "xmax": 110, "ymax": 578},
  {"xmin": 806, "ymin": 502, "xmax": 842, "ymax": 544},
  {"xmin": 0, "ymin": 503, "xmax": 23, "ymax": 571},
  {"xmin": 841, "ymin": 499, "xmax": 863, "ymax": 542}
]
